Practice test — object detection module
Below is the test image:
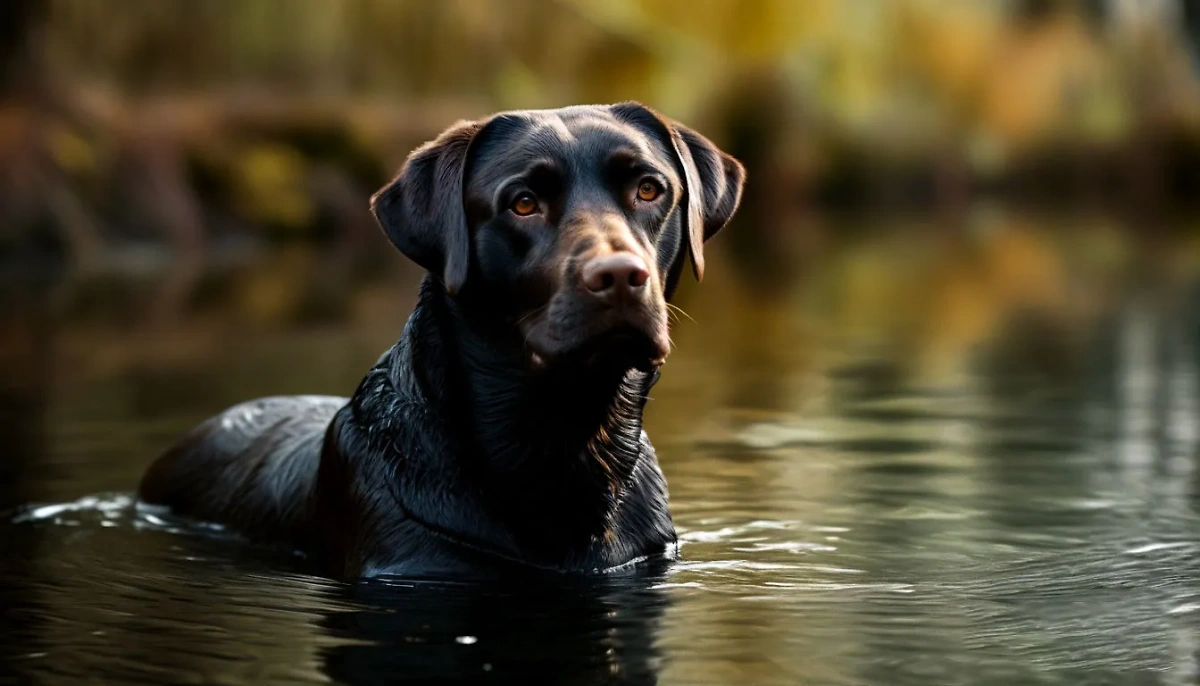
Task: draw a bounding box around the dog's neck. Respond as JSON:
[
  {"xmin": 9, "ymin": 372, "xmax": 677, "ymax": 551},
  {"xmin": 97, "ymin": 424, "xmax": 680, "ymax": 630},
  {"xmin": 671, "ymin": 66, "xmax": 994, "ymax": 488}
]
[{"xmin": 399, "ymin": 277, "xmax": 657, "ymax": 561}]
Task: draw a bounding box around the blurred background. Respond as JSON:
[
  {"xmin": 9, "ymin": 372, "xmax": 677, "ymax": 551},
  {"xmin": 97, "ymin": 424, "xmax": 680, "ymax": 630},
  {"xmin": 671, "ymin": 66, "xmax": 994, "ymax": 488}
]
[
  {"xmin": 4, "ymin": 2, "xmax": 1200, "ymax": 683},
  {"xmin": 3, "ymin": 0, "xmax": 1200, "ymax": 382}
]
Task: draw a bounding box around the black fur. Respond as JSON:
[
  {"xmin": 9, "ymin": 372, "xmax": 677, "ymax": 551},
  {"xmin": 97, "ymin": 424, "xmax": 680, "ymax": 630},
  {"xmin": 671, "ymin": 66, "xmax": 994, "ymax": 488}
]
[{"xmin": 138, "ymin": 103, "xmax": 745, "ymax": 579}]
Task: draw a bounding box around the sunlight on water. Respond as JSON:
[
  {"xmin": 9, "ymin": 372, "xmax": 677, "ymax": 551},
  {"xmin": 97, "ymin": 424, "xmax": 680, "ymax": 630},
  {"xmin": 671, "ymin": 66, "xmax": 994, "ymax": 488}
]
[
  {"xmin": 11, "ymin": 494, "xmax": 135, "ymax": 524},
  {"xmin": 2, "ymin": 219, "xmax": 1200, "ymax": 684},
  {"xmin": 12, "ymin": 493, "xmax": 232, "ymax": 537}
]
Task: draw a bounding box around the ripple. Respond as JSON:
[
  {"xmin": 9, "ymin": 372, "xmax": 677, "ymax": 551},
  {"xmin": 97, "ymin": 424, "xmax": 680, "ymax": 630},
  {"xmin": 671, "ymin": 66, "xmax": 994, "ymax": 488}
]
[
  {"xmin": 731, "ymin": 541, "xmax": 838, "ymax": 554},
  {"xmin": 1124, "ymin": 542, "xmax": 1193, "ymax": 555},
  {"xmin": 11, "ymin": 493, "xmax": 136, "ymax": 523},
  {"xmin": 11, "ymin": 492, "xmax": 232, "ymax": 538},
  {"xmin": 677, "ymin": 518, "xmax": 833, "ymax": 542}
]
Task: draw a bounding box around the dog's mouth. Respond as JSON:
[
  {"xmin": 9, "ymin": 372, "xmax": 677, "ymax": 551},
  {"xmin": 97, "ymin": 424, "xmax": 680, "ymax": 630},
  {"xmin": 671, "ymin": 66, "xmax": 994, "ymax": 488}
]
[{"xmin": 526, "ymin": 324, "xmax": 669, "ymax": 374}]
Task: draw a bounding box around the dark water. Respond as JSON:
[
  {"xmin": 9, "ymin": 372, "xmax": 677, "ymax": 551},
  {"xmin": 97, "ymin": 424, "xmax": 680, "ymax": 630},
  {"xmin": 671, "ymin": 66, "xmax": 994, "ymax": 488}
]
[{"xmin": 3, "ymin": 218, "xmax": 1200, "ymax": 684}]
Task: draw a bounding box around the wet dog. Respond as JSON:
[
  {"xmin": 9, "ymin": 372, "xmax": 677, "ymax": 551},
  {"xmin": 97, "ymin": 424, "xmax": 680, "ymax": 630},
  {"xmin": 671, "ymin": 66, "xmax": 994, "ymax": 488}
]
[{"xmin": 138, "ymin": 103, "xmax": 744, "ymax": 579}]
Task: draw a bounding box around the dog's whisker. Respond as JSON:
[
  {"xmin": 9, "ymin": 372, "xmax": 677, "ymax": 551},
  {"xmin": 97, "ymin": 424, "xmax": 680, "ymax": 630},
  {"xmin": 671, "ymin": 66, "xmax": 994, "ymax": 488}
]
[
  {"xmin": 516, "ymin": 303, "xmax": 551, "ymax": 326},
  {"xmin": 666, "ymin": 303, "xmax": 695, "ymax": 323}
]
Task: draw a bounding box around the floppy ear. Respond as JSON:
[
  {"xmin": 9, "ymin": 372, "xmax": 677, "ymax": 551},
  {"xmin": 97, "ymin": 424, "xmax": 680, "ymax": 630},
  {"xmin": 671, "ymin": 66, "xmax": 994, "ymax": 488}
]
[
  {"xmin": 611, "ymin": 102, "xmax": 746, "ymax": 281},
  {"xmin": 370, "ymin": 119, "xmax": 482, "ymax": 295}
]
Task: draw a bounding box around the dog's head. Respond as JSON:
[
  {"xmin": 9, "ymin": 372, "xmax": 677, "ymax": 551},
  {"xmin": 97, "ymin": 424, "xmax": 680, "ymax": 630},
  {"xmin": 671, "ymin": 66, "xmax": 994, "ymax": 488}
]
[{"xmin": 371, "ymin": 103, "xmax": 744, "ymax": 373}]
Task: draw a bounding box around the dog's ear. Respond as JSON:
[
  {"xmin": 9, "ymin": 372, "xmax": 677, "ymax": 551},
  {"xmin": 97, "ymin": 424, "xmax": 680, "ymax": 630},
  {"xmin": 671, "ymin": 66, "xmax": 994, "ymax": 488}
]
[
  {"xmin": 611, "ymin": 102, "xmax": 745, "ymax": 281},
  {"xmin": 370, "ymin": 119, "xmax": 483, "ymax": 295}
]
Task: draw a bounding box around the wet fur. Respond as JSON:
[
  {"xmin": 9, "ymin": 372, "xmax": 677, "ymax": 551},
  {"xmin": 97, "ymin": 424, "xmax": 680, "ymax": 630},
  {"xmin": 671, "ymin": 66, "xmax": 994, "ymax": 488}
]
[
  {"xmin": 138, "ymin": 103, "xmax": 743, "ymax": 579},
  {"xmin": 140, "ymin": 280, "xmax": 675, "ymax": 579}
]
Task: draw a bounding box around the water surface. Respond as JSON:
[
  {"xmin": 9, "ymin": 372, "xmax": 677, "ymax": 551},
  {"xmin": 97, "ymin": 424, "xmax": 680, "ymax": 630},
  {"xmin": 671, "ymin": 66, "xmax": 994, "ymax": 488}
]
[{"xmin": 2, "ymin": 217, "xmax": 1200, "ymax": 684}]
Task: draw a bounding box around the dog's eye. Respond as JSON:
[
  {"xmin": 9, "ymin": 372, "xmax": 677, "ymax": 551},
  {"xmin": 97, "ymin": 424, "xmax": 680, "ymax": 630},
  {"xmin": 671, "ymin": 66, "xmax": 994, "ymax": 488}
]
[
  {"xmin": 511, "ymin": 193, "xmax": 538, "ymax": 216},
  {"xmin": 636, "ymin": 180, "xmax": 662, "ymax": 202}
]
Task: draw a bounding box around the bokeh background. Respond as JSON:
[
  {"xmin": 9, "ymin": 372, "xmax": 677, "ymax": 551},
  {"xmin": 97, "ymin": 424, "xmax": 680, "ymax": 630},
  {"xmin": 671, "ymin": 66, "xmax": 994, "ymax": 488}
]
[
  {"xmin": 3, "ymin": 0, "xmax": 1200, "ymax": 380},
  {"xmin": 5, "ymin": 2, "xmax": 1200, "ymax": 684}
]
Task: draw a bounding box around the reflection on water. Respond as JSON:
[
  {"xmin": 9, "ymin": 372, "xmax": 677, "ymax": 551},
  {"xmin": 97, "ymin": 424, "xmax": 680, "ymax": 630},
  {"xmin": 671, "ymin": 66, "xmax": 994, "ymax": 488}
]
[{"xmin": 2, "ymin": 215, "xmax": 1200, "ymax": 684}]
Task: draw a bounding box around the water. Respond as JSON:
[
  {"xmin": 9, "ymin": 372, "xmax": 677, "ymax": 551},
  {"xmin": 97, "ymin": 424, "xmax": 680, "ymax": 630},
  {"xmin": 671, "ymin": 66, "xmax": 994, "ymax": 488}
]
[{"xmin": 2, "ymin": 217, "xmax": 1200, "ymax": 684}]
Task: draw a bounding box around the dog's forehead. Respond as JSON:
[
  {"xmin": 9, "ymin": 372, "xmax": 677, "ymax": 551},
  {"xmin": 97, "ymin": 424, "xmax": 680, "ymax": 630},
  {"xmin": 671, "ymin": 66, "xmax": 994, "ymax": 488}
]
[{"xmin": 468, "ymin": 107, "xmax": 675, "ymax": 185}]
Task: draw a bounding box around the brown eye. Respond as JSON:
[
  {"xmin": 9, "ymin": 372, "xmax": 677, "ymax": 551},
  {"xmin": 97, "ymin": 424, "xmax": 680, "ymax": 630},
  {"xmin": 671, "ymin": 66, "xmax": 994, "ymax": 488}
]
[
  {"xmin": 637, "ymin": 180, "xmax": 661, "ymax": 202},
  {"xmin": 511, "ymin": 193, "xmax": 538, "ymax": 216}
]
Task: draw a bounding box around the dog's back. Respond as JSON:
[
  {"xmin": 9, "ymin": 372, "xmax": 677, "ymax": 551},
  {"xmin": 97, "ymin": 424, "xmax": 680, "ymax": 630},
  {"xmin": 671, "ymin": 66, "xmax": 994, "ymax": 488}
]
[{"xmin": 139, "ymin": 395, "xmax": 344, "ymax": 542}]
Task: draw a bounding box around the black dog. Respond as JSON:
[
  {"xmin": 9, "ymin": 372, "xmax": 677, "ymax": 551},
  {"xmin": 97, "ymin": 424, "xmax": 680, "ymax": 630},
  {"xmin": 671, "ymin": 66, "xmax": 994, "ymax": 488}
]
[{"xmin": 138, "ymin": 103, "xmax": 744, "ymax": 579}]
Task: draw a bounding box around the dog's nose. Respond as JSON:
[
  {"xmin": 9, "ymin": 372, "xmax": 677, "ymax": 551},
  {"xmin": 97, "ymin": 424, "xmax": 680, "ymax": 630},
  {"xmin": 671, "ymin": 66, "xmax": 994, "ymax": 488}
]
[{"xmin": 582, "ymin": 253, "xmax": 650, "ymax": 297}]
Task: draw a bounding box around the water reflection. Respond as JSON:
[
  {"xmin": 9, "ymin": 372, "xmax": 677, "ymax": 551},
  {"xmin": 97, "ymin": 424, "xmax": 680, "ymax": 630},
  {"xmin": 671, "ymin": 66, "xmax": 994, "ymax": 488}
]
[
  {"xmin": 0, "ymin": 271, "xmax": 56, "ymax": 685},
  {"xmin": 322, "ymin": 573, "xmax": 669, "ymax": 685},
  {"xmin": 3, "ymin": 214, "xmax": 1200, "ymax": 684}
]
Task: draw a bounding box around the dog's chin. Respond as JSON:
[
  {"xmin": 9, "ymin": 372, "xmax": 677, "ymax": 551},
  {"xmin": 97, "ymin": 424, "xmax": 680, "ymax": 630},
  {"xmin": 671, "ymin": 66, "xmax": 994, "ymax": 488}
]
[{"xmin": 526, "ymin": 326, "xmax": 668, "ymax": 375}]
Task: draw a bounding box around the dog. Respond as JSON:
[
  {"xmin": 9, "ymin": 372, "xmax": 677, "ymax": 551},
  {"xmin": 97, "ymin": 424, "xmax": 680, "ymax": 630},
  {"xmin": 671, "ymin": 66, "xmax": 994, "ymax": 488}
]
[{"xmin": 138, "ymin": 102, "xmax": 745, "ymax": 579}]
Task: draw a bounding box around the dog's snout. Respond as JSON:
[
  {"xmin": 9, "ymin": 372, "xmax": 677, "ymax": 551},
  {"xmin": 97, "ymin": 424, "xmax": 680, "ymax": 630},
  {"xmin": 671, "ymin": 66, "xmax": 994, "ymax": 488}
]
[{"xmin": 582, "ymin": 253, "xmax": 650, "ymax": 297}]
